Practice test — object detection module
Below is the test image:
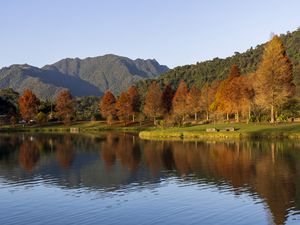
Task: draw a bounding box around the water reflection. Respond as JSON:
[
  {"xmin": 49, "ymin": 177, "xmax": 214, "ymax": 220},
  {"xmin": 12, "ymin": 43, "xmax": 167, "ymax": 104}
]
[
  {"xmin": 55, "ymin": 136, "xmax": 75, "ymax": 169},
  {"xmin": 0, "ymin": 133, "xmax": 300, "ymax": 225}
]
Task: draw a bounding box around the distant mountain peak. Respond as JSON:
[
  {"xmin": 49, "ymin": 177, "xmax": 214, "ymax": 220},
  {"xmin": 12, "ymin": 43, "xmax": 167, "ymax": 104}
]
[{"xmin": 0, "ymin": 54, "xmax": 169, "ymax": 99}]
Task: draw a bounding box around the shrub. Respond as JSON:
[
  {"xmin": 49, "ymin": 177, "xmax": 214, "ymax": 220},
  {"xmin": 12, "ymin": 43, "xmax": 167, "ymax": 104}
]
[{"xmin": 36, "ymin": 112, "xmax": 47, "ymax": 124}]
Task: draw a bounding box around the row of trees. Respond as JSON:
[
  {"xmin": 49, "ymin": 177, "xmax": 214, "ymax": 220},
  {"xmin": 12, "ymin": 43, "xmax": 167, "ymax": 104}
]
[
  {"xmin": 99, "ymin": 35, "xmax": 295, "ymax": 125},
  {"xmin": 212, "ymin": 35, "xmax": 294, "ymax": 123},
  {"xmin": 0, "ymin": 35, "xmax": 295, "ymax": 126},
  {"xmin": 18, "ymin": 89, "xmax": 74, "ymax": 124}
]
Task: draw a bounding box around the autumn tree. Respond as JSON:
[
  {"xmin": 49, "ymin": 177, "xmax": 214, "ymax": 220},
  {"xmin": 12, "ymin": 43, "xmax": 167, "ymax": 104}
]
[
  {"xmin": 100, "ymin": 91, "xmax": 116, "ymax": 125},
  {"xmin": 213, "ymin": 81, "xmax": 232, "ymax": 120},
  {"xmin": 254, "ymin": 35, "xmax": 294, "ymax": 123},
  {"xmin": 55, "ymin": 90, "xmax": 74, "ymax": 124},
  {"xmin": 161, "ymin": 84, "xmax": 174, "ymax": 114},
  {"xmin": 238, "ymin": 75, "xmax": 255, "ymax": 122},
  {"xmin": 18, "ymin": 89, "xmax": 40, "ymax": 121},
  {"xmin": 172, "ymin": 80, "xmax": 189, "ymax": 124},
  {"xmin": 127, "ymin": 86, "xmax": 140, "ymax": 122},
  {"xmin": 116, "ymin": 91, "xmax": 132, "ymax": 125},
  {"xmin": 200, "ymin": 81, "xmax": 219, "ymax": 121},
  {"xmin": 212, "ymin": 65, "xmax": 243, "ymax": 121},
  {"xmin": 187, "ymin": 85, "xmax": 201, "ymax": 120},
  {"xmin": 143, "ymin": 81, "xmax": 163, "ymax": 124}
]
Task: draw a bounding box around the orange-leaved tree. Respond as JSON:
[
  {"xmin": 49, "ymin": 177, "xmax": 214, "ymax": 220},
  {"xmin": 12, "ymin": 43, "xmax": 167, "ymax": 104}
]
[
  {"xmin": 200, "ymin": 81, "xmax": 220, "ymax": 121},
  {"xmin": 100, "ymin": 91, "xmax": 116, "ymax": 125},
  {"xmin": 143, "ymin": 81, "xmax": 163, "ymax": 124},
  {"xmin": 187, "ymin": 85, "xmax": 201, "ymax": 120},
  {"xmin": 212, "ymin": 65, "xmax": 241, "ymax": 121},
  {"xmin": 18, "ymin": 89, "xmax": 40, "ymax": 121},
  {"xmin": 172, "ymin": 80, "xmax": 188, "ymax": 124},
  {"xmin": 254, "ymin": 35, "xmax": 294, "ymax": 123},
  {"xmin": 127, "ymin": 86, "xmax": 140, "ymax": 122},
  {"xmin": 237, "ymin": 75, "xmax": 255, "ymax": 122},
  {"xmin": 55, "ymin": 90, "xmax": 74, "ymax": 124},
  {"xmin": 116, "ymin": 91, "xmax": 132, "ymax": 125}
]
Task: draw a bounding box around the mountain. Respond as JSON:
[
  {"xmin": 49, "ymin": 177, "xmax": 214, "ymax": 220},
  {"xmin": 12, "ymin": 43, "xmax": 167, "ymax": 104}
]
[
  {"xmin": 0, "ymin": 54, "xmax": 169, "ymax": 99},
  {"xmin": 139, "ymin": 28, "xmax": 300, "ymax": 94}
]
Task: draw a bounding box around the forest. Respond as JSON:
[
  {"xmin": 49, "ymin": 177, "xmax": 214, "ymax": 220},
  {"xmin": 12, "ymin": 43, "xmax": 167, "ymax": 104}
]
[{"xmin": 0, "ymin": 35, "xmax": 298, "ymax": 127}]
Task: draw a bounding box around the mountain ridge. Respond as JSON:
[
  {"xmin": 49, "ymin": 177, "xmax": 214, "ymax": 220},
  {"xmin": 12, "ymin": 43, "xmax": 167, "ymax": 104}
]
[{"xmin": 0, "ymin": 54, "xmax": 169, "ymax": 99}]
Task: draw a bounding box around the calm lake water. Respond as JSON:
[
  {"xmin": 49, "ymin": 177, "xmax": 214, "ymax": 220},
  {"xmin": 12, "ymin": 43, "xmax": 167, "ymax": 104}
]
[{"xmin": 0, "ymin": 133, "xmax": 300, "ymax": 225}]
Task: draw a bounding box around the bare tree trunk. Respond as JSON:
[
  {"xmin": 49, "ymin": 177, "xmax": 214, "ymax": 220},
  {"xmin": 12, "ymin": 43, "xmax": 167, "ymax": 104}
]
[
  {"xmin": 236, "ymin": 111, "xmax": 240, "ymax": 123},
  {"xmin": 226, "ymin": 113, "xmax": 229, "ymax": 122},
  {"xmin": 270, "ymin": 105, "xmax": 275, "ymax": 123},
  {"xmin": 206, "ymin": 109, "xmax": 209, "ymax": 121},
  {"xmin": 132, "ymin": 114, "xmax": 135, "ymax": 122},
  {"xmin": 194, "ymin": 113, "xmax": 197, "ymax": 121},
  {"xmin": 247, "ymin": 106, "xmax": 251, "ymax": 124}
]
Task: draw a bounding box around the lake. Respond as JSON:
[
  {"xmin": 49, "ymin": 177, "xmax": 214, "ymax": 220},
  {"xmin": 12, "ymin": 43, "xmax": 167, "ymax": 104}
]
[{"xmin": 0, "ymin": 132, "xmax": 300, "ymax": 225}]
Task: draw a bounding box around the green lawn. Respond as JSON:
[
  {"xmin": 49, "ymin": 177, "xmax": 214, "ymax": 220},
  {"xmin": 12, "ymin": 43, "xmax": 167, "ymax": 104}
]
[
  {"xmin": 0, "ymin": 121, "xmax": 149, "ymax": 132},
  {"xmin": 2, "ymin": 121, "xmax": 300, "ymax": 140},
  {"xmin": 139, "ymin": 123, "xmax": 300, "ymax": 140}
]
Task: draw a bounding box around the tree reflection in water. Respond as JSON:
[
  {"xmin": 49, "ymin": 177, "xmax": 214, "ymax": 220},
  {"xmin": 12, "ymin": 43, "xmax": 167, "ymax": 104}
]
[
  {"xmin": 55, "ymin": 135, "xmax": 75, "ymax": 169},
  {"xmin": 19, "ymin": 140, "xmax": 40, "ymax": 172},
  {"xmin": 0, "ymin": 133, "xmax": 299, "ymax": 225}
]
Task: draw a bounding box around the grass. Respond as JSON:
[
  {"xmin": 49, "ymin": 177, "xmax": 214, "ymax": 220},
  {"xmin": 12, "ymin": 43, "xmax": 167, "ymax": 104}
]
[
  {"xmin": 139, "ymin": 123, "xmax": 300, "ymax": 140},
  {"xmin": 2, "ymin": 121, "xmax": 300, "ymax": 140},
  {"xmin": 0, "ymin": 121, "xmax": 148, "ymax": 133}
]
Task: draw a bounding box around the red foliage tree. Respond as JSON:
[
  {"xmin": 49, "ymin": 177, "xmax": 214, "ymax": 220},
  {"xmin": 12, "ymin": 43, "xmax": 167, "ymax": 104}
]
[
  {"xmin": 100, "ymin": 91, "xmax": 117, "ymax": 125},
  {"xmin": 116, "ymin": 91, "xmax": 132, "ymax": 125},
  {"xmin": 172, "ymin": 80, "xmax": 189, "ymax": 124},
  {"xmin": 143, "ymin": 81, "xmax": 163, "ymax": 124},
  {"xmin": 18, "ymin": 89, "xmax": 40, "ymax": 121},
  {"xmin": 127, "ymin": 86, "xmax": 140, "ymax": 122},
  {"xmin": 55, "ymin": 90, "xmax": 74, "ymax": 124}
]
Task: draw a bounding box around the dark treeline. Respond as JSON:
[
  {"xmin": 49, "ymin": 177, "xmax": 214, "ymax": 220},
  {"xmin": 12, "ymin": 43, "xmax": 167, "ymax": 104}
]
[{"xmin": 0, "ymin": 35, "xmax": 298, "ymax": 126}]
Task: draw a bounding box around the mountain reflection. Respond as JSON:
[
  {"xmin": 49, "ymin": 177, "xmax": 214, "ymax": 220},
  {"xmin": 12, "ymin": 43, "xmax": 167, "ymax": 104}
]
[{"xmin": 0, "ymin": 133, "xmax": 300, "ymax": 225}]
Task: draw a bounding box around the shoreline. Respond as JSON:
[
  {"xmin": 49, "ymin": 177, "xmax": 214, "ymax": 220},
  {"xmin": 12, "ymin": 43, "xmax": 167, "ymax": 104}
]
[
  {"xmin": 2, "ymin": 121, "xmax": 300, "ymax": 140},
  {"xmin": 138, "ymin": 130, "xmax": 300, "ymax": 141}
]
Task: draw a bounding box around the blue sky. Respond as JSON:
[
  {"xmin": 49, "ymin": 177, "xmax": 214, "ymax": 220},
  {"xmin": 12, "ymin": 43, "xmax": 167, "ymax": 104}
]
[{"xmin": 1, "ymin": 0, "xmax": 300, "ymax": 68}]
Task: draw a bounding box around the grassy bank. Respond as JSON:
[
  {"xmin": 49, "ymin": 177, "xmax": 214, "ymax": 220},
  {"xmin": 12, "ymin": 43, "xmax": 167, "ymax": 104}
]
[
  {"xmin": 0, "ymin": 121, "xmax": 149, "ymax": 133},
  {"xmin": 139, "ymin": 123, "xmax": 300, "ymax": 140},
  {"xmin": 2, "ymin": 121, "xmax": 300, "ymax": 140}
]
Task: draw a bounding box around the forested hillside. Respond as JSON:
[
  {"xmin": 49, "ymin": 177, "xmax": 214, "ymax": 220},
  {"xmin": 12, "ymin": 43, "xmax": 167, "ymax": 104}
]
[{"xmin": 138, "ymin": 28, "xmax": 300, "ymax": 95}]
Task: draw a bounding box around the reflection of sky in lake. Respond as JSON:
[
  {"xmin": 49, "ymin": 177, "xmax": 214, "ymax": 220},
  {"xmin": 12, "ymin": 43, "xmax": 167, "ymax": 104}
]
[{"xmin": 0, "ymin": 178, "xmax": 271, "ymax": 225}]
